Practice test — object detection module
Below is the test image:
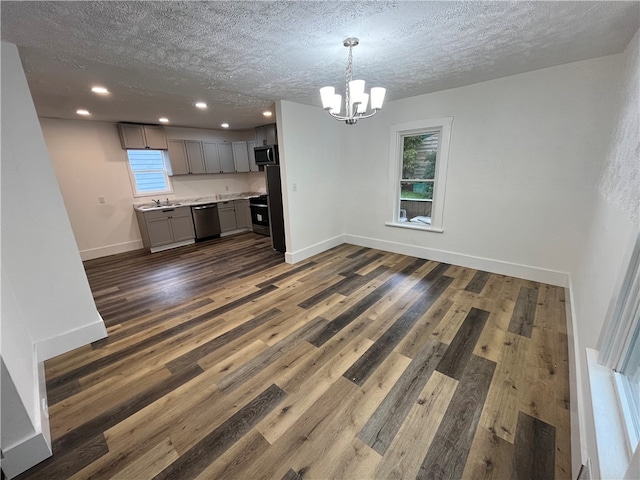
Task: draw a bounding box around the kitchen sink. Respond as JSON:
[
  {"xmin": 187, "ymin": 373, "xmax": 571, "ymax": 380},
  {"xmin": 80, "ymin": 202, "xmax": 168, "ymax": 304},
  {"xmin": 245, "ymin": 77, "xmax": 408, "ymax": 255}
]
[{"xmin": 139, "ymin": 203, "xmax": 182, "ymax": 210}]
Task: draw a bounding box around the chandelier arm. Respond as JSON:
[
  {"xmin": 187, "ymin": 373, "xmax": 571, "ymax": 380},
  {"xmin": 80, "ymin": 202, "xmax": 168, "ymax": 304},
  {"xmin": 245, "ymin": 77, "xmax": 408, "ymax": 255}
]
[{"xmin": 326, "ymin": 108, "xmax": 379, "ymax": 122}]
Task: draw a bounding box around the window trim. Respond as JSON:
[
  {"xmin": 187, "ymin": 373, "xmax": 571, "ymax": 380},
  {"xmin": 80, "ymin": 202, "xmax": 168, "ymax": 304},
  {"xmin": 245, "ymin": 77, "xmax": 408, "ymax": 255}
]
[
  {"xmin": 385, "ymin": 117, "xmax": 453, "ymax": 233},
  {"xmin": 126, "ymin": 150, "xmax": 173, "ymax": 198},
  {"xmin": 595, "ymin": 229, "xmax": 640, "ymax": 475}
]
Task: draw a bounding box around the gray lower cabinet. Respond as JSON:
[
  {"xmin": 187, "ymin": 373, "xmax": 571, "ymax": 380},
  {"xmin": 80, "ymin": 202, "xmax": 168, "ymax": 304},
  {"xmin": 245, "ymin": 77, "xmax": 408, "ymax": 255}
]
[
  {"xmin": 136, "ymin": 206, "xmax": 195, "ymax": 250},
  {"xmin": 234, "ymin": 199, "xmax": 251, "ymax": 229},
  {"xmin": 218, "ymin": 201, "xmax": 237, "ymax": 232}
]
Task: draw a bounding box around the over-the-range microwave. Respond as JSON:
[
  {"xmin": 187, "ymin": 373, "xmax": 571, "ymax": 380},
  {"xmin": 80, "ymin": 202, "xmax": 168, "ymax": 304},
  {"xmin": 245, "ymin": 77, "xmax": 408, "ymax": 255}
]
[{"xmin": 254, "ymin": 144, "xmax": 279, "ymax": 166}]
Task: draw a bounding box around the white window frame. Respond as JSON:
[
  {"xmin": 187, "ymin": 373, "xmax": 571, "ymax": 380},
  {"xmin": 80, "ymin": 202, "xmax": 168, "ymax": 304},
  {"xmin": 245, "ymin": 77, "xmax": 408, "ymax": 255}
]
[
  {"xmin": 595, "ymin": 230, "xmax": 640, "ymax": 478},
  {"xmin": 385, "ymin": 117, "xmax": 453, "ymax": 233},
  {"xmin": 126, "ymin": 150, "xmax": 173, "ymax": 198}
]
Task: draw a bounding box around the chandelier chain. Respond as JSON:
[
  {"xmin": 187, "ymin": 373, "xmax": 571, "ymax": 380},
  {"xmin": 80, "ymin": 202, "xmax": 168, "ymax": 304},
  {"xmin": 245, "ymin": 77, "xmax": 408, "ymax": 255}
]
[{"xmin": 345, "ymin": 44, "xmax": 354, "ymax": 117}]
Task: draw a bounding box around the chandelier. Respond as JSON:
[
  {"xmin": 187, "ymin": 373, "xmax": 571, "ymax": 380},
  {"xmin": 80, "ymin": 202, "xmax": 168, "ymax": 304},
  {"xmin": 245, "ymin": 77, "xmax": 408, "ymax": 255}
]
[{"xmin": 320, "ymin": 38, "xmax": 386, "ymax": 125}]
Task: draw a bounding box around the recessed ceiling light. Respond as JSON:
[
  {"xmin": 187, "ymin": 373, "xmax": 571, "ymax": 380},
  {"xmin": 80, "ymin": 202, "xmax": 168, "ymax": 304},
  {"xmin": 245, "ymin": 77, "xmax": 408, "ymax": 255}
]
[
  {"xmin": 195, "ymin": 102, "xmax": 207, "ymax": 109},
  {"xmin": 159, "ymin": 117, "xmax": 169, "ymax": 123},
  {"xmin": 263, "ymin": 111, "xmax": 272, "ymax": 117},
  {"xmin": 221, "ymin": 123, "xmax": 229, "ymax": 128},
  {"xmin": 91, "ymin": 86, "xmax": 109, "ymax": 94},
  {"xmin": 76, "ymin": 109, "xmax": 90, "ymax": 116}
]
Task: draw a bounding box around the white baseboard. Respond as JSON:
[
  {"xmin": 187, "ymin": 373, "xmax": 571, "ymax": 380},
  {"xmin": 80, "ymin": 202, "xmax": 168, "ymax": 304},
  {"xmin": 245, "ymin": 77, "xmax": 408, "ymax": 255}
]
[
  {"xmin": 1, "ymin": 360, "xmax": 52, "ymax": 479},
  {"xmin": 285, "ymin": 235, "xmax": 345, "ymax": 264},
  {"xmin": 35, "ymin": 314, "xmax": 107, "ymax": 362},
  {"xmin": 344, "ymin": 234, "xmax": 569, "ymax": 287},
  {"xmin": 80, "ymin": 240, "xmax": 143, "ymax": 261},
  {"xmin": 2, "ymin": 428, "xmax": 52, "ymax": 479},
  {"xmin": 150, "ymin": 239, "xmax": 194, "ymax": 253}
]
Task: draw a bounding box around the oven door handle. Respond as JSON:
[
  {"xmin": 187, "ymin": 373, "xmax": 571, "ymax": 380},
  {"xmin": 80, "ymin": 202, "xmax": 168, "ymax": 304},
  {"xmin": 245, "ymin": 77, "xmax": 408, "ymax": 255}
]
[{"xmin": 250, "ymin": 204, "xmax": 269, "ymax": 208}]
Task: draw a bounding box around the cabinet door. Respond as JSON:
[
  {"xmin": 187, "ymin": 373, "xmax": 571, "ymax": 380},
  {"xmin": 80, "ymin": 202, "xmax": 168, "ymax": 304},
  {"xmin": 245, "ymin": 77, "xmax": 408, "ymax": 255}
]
[
  {"xmin": 169, "ymin": 209, "xmax": 196, "ymax": 242},
  {"xmin": 233, "ymin": 141, "xmax": 250, "ymax": 172},
  {"xmin": 118, "ymin": 124, "xmax": 147, "ymax": 149},
  {"xmin": 203, "ymin": 142, "xmax": 221, "ymax": 173},
  {"xmin": 167, "ymin": 140, "xmax": 189, "ymax": 175},
  {"xmin": 218, "ymin": 203, "xmax": 237, "ymax": 232},
  {"xmin": 186, "ymin": 141, "xmax": 206, "ymax": 174},
  {"xmin": 143, "ymin": 126, "xmax": 168, "ymax": 149},
  {"xmin": 247, "ymin": 141, "xmax": 259, "ymax": 172},
  {"xmin": 218, "ymin": 142, "xmax": 235, "ymax": 173},
  {"xmin": 255, "ymin": 126, "xmax": 267, "ymax": 146},
  {"xmin": 146, "ymin": 217, "xmax": 174, "ymax": 247},
  {"xmin": 265, "ymin": 123, "xmax": 277, "ymax": 145},
  {"xmin": 234, "ymin": 199, "xmax": 250, "ymax": 229}
]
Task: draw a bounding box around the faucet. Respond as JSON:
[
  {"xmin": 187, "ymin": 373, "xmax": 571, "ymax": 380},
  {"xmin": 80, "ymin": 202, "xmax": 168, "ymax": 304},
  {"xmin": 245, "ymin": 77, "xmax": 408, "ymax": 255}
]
[{"xmin": 153, "ymin": 199, "xmax": 161, "ymax": 206}]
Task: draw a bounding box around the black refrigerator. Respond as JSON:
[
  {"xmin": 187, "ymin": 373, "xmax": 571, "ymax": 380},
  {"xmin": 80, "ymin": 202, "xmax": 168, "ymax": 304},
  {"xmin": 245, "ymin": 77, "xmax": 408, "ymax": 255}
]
[{"xmin": 265, "ymin": 165, "xmax": 286, "ymax": 252}]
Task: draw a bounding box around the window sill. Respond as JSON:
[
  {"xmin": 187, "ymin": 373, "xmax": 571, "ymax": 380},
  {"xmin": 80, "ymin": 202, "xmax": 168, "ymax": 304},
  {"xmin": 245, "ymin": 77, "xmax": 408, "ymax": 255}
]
[
  {"xmin": 385, "ymin": 221, "xmax": 443, "ymax": 233},
  {"xmin": 586, "ymin": 348, "xmax": 631, "ymax": 479}
]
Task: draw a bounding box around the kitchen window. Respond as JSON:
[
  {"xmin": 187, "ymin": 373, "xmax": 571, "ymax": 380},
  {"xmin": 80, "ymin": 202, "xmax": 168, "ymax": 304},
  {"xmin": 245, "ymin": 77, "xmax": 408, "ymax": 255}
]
[
  {"xmin": 126, "ymin": 149, "xmax": 173, "ymax": 197},
  {"xmin": 386, "ymin": 117, "xmax": 453, "ymax": 232}
]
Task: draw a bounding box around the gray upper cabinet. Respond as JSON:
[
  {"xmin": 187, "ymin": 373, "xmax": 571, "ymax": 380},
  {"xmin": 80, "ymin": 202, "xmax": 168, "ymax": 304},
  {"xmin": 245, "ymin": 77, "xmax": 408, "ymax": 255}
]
[
  {"xmin": 218, "ymin": 142, "xmax": 235, "ymax": 173},
  {"xmin": 255, "ymin": 123, "xmax": 277, "ymax": 146},
  {"xmin": 168, "ymin": 140, "xmax": 206, "ymax": 175},
  {"xmin": 232, "ymin": 141, "xmax": 250, "ymax": 173},
  {"xmin": 203, "ymin": 141, "xmax": 221, "ymax": 173},
  {"xmin": 167, "ymin": 140, "xmax": 188, "ymax": 175},
  {"xmin": 118, "ymin": 123, "xmax": 168, "ymax": 150},
  {"xmin": 185, "ymin": 141, "xmax": 206, "ymax": 174},
  {"xmin": 161, "ymin": 135, "xmax": 257, "ymax": 176},
  {"xmin": 247, "ymin": 140, "xmax": 259, "ymax": 172}
]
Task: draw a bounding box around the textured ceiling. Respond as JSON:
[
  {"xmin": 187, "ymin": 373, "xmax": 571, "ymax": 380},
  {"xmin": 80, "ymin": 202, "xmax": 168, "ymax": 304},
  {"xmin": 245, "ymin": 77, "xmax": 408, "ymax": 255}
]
[{"xmin": 2, "ymin": 1, "xmax": 638, "ymax": 130}]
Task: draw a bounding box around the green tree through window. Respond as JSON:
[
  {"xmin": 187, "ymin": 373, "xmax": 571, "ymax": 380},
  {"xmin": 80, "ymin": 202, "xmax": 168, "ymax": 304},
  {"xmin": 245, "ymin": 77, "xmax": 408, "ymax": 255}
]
[{"xmin": 401, "ymin": 133, "xmax": 438, "ymax": 200}]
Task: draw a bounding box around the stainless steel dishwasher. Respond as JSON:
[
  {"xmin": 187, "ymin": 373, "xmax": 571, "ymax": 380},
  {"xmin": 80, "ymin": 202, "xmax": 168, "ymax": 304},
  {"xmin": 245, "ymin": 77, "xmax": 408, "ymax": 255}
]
[{"xmin": 191, "ymin": 203, "xmax": 221, "ymax": 240}]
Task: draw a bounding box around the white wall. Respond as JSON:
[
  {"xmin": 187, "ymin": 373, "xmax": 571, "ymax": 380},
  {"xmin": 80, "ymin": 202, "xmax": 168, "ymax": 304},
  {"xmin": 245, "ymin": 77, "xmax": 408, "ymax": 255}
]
[
  {"xmin": 276, "ymin": 101, "xmax": 345, "ymax": 262},
  {"xmin": 1, "ymin": 41, "xmax": 107, "ymax": 476},
  {"xmin": 570, "ymin": 30, "xmax": 639, "ymax": 477},
  {"xmin": 341, "ymin": 53, "xmax": 624, "ymax": 286},
  {"xmin": 40, "ymin": 119, "xmax": 264, "ymax": 260}
]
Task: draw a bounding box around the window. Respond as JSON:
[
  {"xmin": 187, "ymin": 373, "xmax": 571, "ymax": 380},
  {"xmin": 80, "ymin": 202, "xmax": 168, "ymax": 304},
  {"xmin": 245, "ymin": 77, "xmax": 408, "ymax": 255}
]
[
  {"xmin": 126, "ymin": 150, "xmax": 172, "ymax": 197},
  {"xmin": 386, "ymin": 117, "xmax": 453, "ymax": 232},
  {"xmin": 596, "ymin": 231, "xmax": 640, "ymax": 477}
]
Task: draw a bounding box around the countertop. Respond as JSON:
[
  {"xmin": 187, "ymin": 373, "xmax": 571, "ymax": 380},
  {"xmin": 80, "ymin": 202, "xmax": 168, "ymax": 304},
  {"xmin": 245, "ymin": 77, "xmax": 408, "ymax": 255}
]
[{"xmin": 133, "ymin": 191, "xmax": 265, "ymax": 212}]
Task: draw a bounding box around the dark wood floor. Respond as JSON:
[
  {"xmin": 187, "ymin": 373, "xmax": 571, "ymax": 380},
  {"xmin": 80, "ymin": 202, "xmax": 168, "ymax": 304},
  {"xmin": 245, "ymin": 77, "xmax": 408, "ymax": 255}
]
[{"xmin": 16, "ymin": 232, "xmax": 571, "ymax": 479}]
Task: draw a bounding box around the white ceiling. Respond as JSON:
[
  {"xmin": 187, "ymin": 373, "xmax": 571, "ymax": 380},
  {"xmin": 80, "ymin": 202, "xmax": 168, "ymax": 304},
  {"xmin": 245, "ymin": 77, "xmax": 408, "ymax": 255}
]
[{"xmin": 2, "ymin": 1, "xmax": 638, "ymax": 130}]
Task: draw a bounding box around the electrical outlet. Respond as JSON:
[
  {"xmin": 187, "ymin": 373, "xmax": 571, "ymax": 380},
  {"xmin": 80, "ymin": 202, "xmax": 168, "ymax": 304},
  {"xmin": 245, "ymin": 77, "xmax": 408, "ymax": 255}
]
[
  {"xmin": 225, "ymin": 186, "xmax": 229, "ymax": 191},
  {"xmin": 98, "ymin": 196, "xmax": 106, "ymax": 204},
  {"xmin": 292, "ymin": 183, "xmax": 297, "ymax": 192}
]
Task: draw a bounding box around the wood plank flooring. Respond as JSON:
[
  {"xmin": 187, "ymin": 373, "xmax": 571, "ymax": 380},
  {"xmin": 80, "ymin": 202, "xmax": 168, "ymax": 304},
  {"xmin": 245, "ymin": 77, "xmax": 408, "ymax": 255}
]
[{"xmin": 15, "ymin": 233, "xmax": 571, "ymax": 480}]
